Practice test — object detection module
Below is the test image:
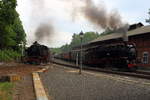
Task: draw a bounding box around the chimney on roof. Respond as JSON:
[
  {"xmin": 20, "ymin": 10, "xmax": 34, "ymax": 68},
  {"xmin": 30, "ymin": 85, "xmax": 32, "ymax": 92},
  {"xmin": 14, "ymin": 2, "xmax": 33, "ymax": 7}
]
[{"xmin": 128, "ymin": 22, "xmax": 144, "ymax": 31}]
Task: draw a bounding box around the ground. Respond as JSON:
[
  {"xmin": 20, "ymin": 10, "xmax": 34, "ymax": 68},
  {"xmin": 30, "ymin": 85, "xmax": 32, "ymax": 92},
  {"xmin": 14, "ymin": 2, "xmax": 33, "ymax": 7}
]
[
  {"xmin": 0, "ymin": 62, "xmax": 41, "ymax": 76},
  {"xmin": 40, "ymin": 64, "xmax": 150, "ymax": 100},
  {"xmin": 0, "ymin": 82, "xmax": 13, "ymax": 100},
  {"xmin": 0, "ymin": 62, "xmax": 42, "ymax": 100}
]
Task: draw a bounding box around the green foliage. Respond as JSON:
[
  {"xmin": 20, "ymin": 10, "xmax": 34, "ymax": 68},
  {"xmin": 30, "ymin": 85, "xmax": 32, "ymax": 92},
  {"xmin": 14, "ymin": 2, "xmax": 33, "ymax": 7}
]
[
  {"xmin": 0, "ymin": 82, "xmax": 14, "ymax": 100},
  {"xmin": 13, "ymin": 17, "xmax": 26, "ymax": 44},
  {"xmin": 51, "ymin": 48, "xmax": 62, "ymax": 54},
  {"xmin": 146, "ymin": 9, "xmax": 150, "ymax": 24},
  {"xmin": 60, "ymin": 44, "xmax": 71, "ymax": 52},
  {"xmin": 0, "ymin": 0, "xmax": 26, "ymax": 62},
  {"xmin": 0, "ymin": 0, "xmax": 26, "ymax": 51},
  {"xmin": 70, "ymin": 33, "xmax": 81, "ymax": 48},
  {"xmin": 70, "ymin": 32, "xmax": 99, "ymax": 47},
  {"xmin": 100, "ymin": 28, "xmax": 114, "ymax": 36},
  {"xmin": 0, "ymin": 49, "xmax": 21, "ymax": 62},
  {"xmin": 52, "ymin": 32, "xmax": 100, "ymax": 54},
  {"xmin": 82, "ymin": 32, "xmax": 99, "ymax": 43},
  {"xmin": 52, "ymin": 29, "xmax": 115, "ymax": 54}
]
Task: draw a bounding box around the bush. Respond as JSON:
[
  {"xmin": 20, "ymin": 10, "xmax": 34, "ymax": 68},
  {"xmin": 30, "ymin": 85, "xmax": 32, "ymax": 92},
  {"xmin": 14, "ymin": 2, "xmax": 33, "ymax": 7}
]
[{"xmin": 0, "ymin": 49, "xmax": 21, "ymax": 62}]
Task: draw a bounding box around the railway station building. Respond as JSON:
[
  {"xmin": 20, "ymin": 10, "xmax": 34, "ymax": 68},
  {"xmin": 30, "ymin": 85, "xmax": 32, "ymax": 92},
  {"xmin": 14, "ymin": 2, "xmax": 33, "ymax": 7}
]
[{"xmin": 85, "ymin": 23, "xmax": 150, "ymax": 68}]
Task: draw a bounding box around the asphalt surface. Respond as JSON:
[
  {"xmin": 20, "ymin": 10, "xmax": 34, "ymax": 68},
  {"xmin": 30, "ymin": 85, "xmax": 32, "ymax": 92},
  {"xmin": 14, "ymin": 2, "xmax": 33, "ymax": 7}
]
[{"xmin": 40, "ymin": 64, "xmax": 150, "ymax": 100}]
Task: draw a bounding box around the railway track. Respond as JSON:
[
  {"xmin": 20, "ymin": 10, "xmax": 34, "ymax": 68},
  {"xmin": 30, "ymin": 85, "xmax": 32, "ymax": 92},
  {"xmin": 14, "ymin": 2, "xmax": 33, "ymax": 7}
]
[
  {"xmin": 53, "ymin": 60, "xmax": 150, "ymax": 80},
  {"xmin": 136, "ymin": 70, "xmax": 150, "ymax": 75}
]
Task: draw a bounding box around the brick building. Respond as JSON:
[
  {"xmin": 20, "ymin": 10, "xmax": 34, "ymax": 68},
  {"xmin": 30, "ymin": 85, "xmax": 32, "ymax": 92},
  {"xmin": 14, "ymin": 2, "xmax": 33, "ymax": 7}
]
[{"xmin": 85, "ymin": 23, "xmax": 150, "ymax": 68}]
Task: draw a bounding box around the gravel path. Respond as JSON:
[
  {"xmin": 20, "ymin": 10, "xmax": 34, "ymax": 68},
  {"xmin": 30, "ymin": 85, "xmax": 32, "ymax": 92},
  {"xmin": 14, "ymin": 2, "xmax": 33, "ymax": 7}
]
[{"xmin": 40, "ymin": 64, "xmax": 150, "ymax": 100}]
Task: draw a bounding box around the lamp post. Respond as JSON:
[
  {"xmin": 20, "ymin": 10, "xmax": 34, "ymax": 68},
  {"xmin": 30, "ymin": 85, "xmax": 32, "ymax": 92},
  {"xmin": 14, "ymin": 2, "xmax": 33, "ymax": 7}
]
[
  {"xmin": 79, "ymin": 31, "xmax": 84, "ymax": 74},
  {"xmin": 19, "ymin": 41, "xmax": 24, "ymax": 56}
]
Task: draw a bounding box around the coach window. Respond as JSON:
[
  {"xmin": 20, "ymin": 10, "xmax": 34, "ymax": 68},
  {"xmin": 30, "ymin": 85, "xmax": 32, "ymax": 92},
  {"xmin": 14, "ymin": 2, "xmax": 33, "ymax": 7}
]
[{"xmin": 143, "ymin": 52, "xmax": 149, "ymax": 64}]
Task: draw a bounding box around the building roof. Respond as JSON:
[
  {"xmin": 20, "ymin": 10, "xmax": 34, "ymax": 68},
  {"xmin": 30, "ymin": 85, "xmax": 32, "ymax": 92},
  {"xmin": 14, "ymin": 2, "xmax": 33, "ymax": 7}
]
[
  {"xmin": 128, "ymin": 22, "xmax": 144, "ymax": 31},
  {"xmin": 90, "ymin": 25, "xmax": 150, "ymax": 43}
]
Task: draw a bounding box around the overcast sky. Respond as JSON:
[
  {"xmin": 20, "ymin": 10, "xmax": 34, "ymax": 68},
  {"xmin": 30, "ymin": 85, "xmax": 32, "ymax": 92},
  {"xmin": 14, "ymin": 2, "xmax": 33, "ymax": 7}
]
[{"xmin": 16, "ymin": 0, "xmax": 150, "ymax": 47}]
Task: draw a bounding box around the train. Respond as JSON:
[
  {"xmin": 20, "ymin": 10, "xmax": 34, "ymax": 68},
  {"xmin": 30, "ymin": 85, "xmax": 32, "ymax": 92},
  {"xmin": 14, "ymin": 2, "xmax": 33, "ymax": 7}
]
[
  {"xmin": 23, "ymin": 41, "xmax": 51, "ymax": 65},
  {"xmin": 55, "ymin": 42, "xmax": 138, "ymax": 71}
]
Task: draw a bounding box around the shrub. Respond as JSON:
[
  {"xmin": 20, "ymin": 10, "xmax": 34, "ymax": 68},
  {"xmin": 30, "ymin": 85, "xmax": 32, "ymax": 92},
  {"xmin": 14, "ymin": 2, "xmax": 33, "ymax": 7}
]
[{"xmin": 0, "ymin": 49, "xmax": 21, "ymax": 62}]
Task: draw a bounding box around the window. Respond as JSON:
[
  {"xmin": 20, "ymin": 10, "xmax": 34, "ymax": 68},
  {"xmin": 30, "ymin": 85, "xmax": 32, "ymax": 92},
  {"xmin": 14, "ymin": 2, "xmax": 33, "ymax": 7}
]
[{"xmin": 143, "ymin": 52, "xmax": 149, "ymax": 64}]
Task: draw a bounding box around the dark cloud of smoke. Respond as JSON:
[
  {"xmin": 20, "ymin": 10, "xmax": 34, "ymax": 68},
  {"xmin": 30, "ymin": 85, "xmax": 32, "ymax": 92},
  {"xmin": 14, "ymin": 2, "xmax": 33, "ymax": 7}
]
[
  {"xmin": 83, "ymin": 0, "xmax": 108, "ymax": 29},
  {"xmin": 80, "ymin": 0, "xmax": 126, "ymax": 30},
  {"xmin": 67, "ymin": 0, "xmax": 127, "ymax": 31},
  {"xmin": 64, "ymin": 0, "xmax": 129, "ymax": 41},
  {"xmin": 35, "ymin": 23, "xmax": 54, "ymax": 42},
  {"xmin": 30, "ymin": 0, "xmax": 55, "ymax": 43}
]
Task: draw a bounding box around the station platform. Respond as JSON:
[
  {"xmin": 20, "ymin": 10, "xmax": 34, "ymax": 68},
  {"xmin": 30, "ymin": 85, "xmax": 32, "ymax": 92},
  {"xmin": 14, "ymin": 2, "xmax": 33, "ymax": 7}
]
[{"xmin": 40, "ymin": 61, "xmax": 150, "ymax": 100}]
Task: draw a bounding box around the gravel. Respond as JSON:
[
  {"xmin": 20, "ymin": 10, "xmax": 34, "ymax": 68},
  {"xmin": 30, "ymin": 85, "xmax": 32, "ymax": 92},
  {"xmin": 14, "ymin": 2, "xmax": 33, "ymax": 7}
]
[{"xmin": 40, "ymin": 64, "xmax": 150, "ymax": 100}]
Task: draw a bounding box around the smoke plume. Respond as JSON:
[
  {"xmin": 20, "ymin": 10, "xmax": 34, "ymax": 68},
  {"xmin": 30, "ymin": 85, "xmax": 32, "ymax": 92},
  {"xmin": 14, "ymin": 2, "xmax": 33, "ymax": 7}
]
[
  {"xmin": 35, "ymin": 23, "xmax": 54, "ymax": 41},
  {"xmin": 30, "ymin": 0, "xmax": 55, "ymax": 43},
  {"xmin": 73, "ymin": 0, "xmax": 127, "ymax": 30}
]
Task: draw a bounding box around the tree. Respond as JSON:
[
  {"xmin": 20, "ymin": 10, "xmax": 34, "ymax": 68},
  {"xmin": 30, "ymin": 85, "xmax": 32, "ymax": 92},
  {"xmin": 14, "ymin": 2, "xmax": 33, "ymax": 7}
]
[
  {"xmin": 70, "ymin": 32, "xmax": 100, "ymax": 48},
  {"xmin": 61, "ymin": 44, "xmax": 71, "ymax": 52},
  {"xmin": 146, "ymin": 9, "xmax": 150, "ymax": 24},
  {"xmin": 100, "ymin": 28, "xmax": 114, "ymax": 36},
  {"xmin": 0, "ymin": 0, "xmax": 26, "ymax": 51},
  {"xmin": 51, "ymin": 32, "xmax": 100, "ymax": 54},
  {"xmin": 70, "ymin": 33, "xmax": 81, "ymax": 48},
  {"xmin": 82, "ymin": 32, "xmax": 99, "ymax": 43},
  {"xmin": 12, "ymin": 17, "xmax": 26, "ymax": 51},
  {"xmin": 0, "ymin": 0, "xmax": 17, "ymax": 48}
]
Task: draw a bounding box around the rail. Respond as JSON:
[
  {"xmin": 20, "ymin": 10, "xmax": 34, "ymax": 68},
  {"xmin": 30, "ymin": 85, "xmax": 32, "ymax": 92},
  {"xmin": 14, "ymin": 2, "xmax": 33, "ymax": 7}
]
[{"xmin": 52, "ymin": 60, "xmax": 150, "ymax": 80}]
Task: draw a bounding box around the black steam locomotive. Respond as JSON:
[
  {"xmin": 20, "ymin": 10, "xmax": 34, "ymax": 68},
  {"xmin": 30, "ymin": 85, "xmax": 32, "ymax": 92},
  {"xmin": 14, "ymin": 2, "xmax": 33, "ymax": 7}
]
[
  {"xmin": 56, "ymin": 42, "xmax": 138, "ymax": 71},
  {"xmin": 24, "ymin": 41, "xmax": 50, "ymax": 64}
]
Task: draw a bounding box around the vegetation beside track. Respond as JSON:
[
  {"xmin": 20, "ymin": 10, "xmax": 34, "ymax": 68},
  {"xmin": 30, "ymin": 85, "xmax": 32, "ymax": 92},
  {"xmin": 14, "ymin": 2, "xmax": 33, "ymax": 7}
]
[
  {"xmin": 0, "ymin": 49, "xmax": 21, "ymax": 62},
  {"xmin": 0, "ymin": 0, "xmax": 26, "ymax": 62},
  {"xmin": 0, "ymin": 82, "xmax": 14, "ymax": 100}
]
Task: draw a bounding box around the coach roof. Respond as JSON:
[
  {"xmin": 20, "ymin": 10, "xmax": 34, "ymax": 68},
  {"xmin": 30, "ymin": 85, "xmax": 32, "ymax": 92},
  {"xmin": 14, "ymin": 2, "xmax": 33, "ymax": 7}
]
[{"xmin": 90, "ymin": 25, "xmax": 150, "ymax": 43}]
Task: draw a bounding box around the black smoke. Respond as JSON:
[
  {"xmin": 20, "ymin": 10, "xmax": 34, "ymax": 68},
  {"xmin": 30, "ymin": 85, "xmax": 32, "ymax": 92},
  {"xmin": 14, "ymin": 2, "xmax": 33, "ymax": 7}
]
[
  {"xmin": 80, "ymin": 0, "xmax": 125, "ymax": 30},
  {"xmin": 35, "ymin": 23, "xmax": 54, "ymax": 41}
]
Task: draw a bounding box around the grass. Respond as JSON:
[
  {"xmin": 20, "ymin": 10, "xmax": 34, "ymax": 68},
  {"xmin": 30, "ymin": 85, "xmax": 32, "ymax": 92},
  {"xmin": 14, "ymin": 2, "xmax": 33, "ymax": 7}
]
[{"xmin": 0, "ymin": 82, "xmax": 14, "ymax": 100}]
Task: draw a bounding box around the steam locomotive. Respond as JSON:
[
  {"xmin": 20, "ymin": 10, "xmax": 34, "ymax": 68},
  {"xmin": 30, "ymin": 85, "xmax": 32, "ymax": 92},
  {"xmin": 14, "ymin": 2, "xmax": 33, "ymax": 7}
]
[
  {"xmin": 24, "ymin": 41, "xmax": 50, "ymax": 64},
  {"xmin": 55, "ymin": 42, "xmax": 138, "ymax": 71}
]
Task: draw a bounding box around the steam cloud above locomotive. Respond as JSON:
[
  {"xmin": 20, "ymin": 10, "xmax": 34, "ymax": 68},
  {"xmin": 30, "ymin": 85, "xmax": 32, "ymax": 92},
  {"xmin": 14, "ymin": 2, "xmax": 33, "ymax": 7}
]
[
  {"xmin": 30, "ymin": 0, "xmax": 55, "ymax": 43},
  {"xmin": 80, "ymin": 0, "xmax": 126, "ymax": 30},
  {"xmin": 67, "ymin": 0, "xmax": 129, "ymax": 41},
  {"xmin": 69, "ymin": 0, "xmax": 127, "ymax": 30},
  {"xmin": 35, "ymin": 23, "xmax": 54, "ymax": 42},
  {"xmin": 29, "ymin": 0, "xmax": 129, "ymax": 45}
]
